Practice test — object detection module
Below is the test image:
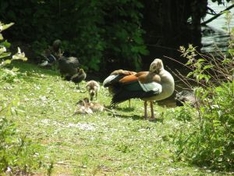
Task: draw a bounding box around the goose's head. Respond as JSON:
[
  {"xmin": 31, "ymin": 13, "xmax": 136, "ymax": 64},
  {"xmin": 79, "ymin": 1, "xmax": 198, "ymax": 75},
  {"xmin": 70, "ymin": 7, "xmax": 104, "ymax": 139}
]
[{"xmin": 149, "ymin": 58, "xmax": 164, "ymax": 73}]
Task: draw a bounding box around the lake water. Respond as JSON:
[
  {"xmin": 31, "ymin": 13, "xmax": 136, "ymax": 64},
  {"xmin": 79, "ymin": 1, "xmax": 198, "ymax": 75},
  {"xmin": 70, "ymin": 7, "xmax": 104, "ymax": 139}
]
[
  {"xmin": 161, "ymin": 1, "xmax": 234, "ymax": 107},
  {"xmin": 201, "ymin": 0, "xmax": 234, "ymax": 53}
]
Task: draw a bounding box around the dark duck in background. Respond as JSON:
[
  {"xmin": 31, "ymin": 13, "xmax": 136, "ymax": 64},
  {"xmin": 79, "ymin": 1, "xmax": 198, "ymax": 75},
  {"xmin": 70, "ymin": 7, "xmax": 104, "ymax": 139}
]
[
  {"xmin": 70, "ymin": 68, "xmax": 87, "ymax": 87},
  {"xmin": 39, "ymin": 39, "xmax": 63, "ymax": 66},
  {"xmin": 103, "ymin": 58, "xmax": 175, "ymax": 120},
  {"xmin": 175, "ymin": 90, "xmax": 199, "ymax": 107},
  {"xmin": 58, "ymin": 56, "xmax": 80, "ymax": 79}
]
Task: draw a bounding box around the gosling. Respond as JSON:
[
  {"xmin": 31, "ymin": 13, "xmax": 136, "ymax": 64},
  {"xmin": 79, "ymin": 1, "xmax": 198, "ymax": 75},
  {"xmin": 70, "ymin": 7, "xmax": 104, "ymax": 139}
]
[{"xmin": 86, "ymin": 80, "xmax": 100, "ymax": 101}]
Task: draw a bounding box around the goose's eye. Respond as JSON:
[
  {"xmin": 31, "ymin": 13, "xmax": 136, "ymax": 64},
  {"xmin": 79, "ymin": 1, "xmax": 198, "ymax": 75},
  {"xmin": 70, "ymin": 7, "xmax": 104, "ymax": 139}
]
[{"xmin": 153, "ymin": 66, "xmax": 157, "ymax": 70}]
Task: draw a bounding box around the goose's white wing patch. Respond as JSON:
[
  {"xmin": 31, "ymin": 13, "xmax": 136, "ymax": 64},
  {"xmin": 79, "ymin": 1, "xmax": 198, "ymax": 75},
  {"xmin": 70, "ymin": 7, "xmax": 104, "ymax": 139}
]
[
  {"xmin": 139, "ymin": 81, "xmax": 162, "ymax": 93},
  {"xmin": 103, "ymin": 75, "xmax": 118, "ymax": 86}
]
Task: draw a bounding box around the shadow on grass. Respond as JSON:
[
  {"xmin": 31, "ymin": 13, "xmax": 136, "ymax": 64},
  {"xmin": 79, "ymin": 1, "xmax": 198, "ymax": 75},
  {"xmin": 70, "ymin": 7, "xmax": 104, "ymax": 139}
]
[
  {"xmin": 104, "ymin": 103, "xmax": 165, "ymax": 122},
  {"xmin": 114, "ymin": 106, "xmax": 136, "ymax": 112},
  {"xmin": 105, "ymin": 108, "xmax": 164, "ymax": 123},
  {"xmin": 115, "ymin": 113, "xmax": 164, "ymax": 123},
  {"xmin": 10, "ymin": 60, "xmax": 60, "ymax": 77}
]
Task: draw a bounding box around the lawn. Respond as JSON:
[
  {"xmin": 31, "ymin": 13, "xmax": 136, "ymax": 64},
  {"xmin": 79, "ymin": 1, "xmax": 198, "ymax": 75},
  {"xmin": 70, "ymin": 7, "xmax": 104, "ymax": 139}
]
[{"xmin": 0, "ymin": 61, "xmax": 230, "ymax": 175}]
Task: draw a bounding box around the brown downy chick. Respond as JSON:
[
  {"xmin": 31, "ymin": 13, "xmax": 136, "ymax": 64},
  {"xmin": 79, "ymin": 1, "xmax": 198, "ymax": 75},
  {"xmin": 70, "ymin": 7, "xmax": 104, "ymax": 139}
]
[
  {"xmin": 74, "ymin": 97, "xmax": 104, "ymax": 115},
  {"xmin": 74, "ymin": 98, "xmax": 92, "ymax": 114},
  {"xmin": 86, "ymin": 80, "xmax": 100, "ymax": 101},
  {"xmin": 83, "ymin": 97, "xmax": 104, "ymax": 112}
]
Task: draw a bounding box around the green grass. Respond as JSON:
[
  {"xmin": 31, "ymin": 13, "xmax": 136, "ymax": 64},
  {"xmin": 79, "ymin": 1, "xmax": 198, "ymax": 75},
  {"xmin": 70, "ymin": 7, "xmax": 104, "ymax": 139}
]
[{"xmin": 0, "ymin": 61, "xmax": 231, "ymax": 175}]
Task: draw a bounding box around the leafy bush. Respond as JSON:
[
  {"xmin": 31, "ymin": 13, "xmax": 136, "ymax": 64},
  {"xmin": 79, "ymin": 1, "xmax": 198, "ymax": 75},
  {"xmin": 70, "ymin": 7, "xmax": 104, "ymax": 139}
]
[
  {"xmin": 0, "ymin": 22, "xmax": 52, "ymax": 175},
  {"xmin": 0, "ymin": 117, "xmax": 46, "ymax": 175},
  {"xmin": 0, "ymin": 22, "xmax": 27, "ymax": 84},
  {"xmin": 172, "ymin": 12, "xmax": 234, "ymax": 171},
  {"xmin": 0, "ymin": 22, "xmax": 27, "ymax": 66},
  {"xmin": 173, "ymin": 41, "xmax": 234, "ymax": 171},
  {"xmin": 0, "ymin": 0, "xmax": 148, "ymax": 71}
]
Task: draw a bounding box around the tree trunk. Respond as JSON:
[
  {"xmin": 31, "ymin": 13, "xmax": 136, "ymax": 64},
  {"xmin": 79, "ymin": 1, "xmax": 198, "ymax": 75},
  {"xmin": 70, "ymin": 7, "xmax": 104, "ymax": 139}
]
[
  {"xmin": 190, "ymin": 0, "xmax": 208, "ymax": 50},
  {"xmin": 141, "ymin": 0, "xmax": 208, "ymax": 65}
]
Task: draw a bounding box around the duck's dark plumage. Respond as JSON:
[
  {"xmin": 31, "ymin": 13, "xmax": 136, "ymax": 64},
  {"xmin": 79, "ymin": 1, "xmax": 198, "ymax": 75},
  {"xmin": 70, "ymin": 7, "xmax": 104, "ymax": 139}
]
[
  {"xmin": 103, "ymin": 69, "xmax": 137, "ymax": 107},
  {"xmin": 70, "ymin": 68, "xmax": 86, "ymax": 84},
  {"xmin": 110, "ymin": 79, "xmax": 160, "ymax": 104},
  {"xmin": 58, "ymin": 56, "xmax": 80, "ymax": 77},
  {"xmin": 175, "ymin": 90, "xmax": 198, "ymax": 107}
]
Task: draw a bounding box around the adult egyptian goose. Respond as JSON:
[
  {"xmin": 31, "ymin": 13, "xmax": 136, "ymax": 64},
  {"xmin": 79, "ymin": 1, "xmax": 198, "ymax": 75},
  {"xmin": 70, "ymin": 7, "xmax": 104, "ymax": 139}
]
[
  {"xmin": 39, "ymin": 39, "xmax": 63, "ymax": 66},
  {"xmin": 103, "ymin": 58, "xmax": 175, "ymax": 119}
]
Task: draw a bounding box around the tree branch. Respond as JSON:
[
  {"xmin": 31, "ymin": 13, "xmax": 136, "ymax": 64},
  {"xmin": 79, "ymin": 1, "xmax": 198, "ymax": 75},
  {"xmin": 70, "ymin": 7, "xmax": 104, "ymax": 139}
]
[{"xmin": 201, "ymin": 4, "xmax": 234, "ymax": 25}]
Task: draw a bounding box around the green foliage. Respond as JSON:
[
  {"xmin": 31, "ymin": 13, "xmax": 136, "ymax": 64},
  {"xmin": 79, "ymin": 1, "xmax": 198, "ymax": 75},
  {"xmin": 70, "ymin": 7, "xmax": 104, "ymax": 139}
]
[
  {"xmin": 174, "ymin": 13, "xmax": 234, "ymax": 171},
  {"xmin": 0, "ymin": 22, "xmax": 51, "ymax": 175},
  {"xmin": 0, "ymin": 94, "xmax": 49, "ymax": 175},
  {"xmin": 0, "ymin": 0, "xmax": 148, "ymax": 71},
  {"xmin": 174, "ymin": 40, "xmax": 234, "ymax": 171},
  {"xmin": 174, "ymin": 81, "xmax": 234, "ymax": 171},
  {"xmin": 173, "ymin": 104, "xmax": 195, "ymax": 122},
  {"xmin": 0, "ymin": 22, "xmax": 28, "ymax": 84},
  {"xmin": 0, "ymin": 114, "xmax": 48, "ymax": 175},
  {"xmin": 0, "ymin": 117, "xmax": 43, "ymax": 174},
  {"xmin": 0, "ymin": 22, "xmax": 27, "ymax": 67}
]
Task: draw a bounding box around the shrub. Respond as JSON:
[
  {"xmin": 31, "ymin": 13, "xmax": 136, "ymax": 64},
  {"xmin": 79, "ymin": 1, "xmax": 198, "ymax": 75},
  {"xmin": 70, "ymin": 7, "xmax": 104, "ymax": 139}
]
[
  {"xmin": 0, "ymin": 22, "xmax": 52, "ymax": 175},
  {"xmin": 172, "ymin": 11, "xmax": 234, "ymax": 170},
  {"xmin": 173, "ymin": 41, "xmax": 234, "ymax": 171},
  {"xmin": 0, "ymin": 22, "xmax": 27, "ymax": 67},
  {"xmin": 0, "ymin": 0, "xmax": 148, "ymax": 71}
]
